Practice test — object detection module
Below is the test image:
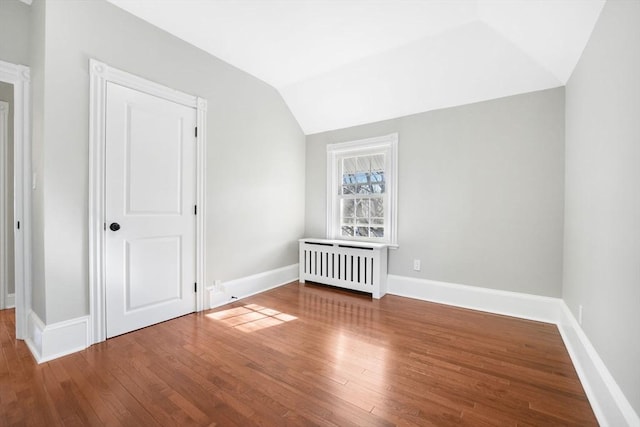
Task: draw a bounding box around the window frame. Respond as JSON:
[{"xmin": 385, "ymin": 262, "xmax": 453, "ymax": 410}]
[{"xmin": 326, "ymin": 133, "xmax": 398, "ymax": 246}]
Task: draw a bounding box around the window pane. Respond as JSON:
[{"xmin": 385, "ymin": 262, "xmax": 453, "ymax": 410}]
[
  {"xmin": 371, "ymin": 198, "xmax": 384, "ymax": 217},
  {"xmin": 342, "ymin": 217, "xmax": 354, "ymax": 225},
  {"xmin": 343, "ymin": 157, "xmax": 357, "ymax": 174},
  {"xmin": 356, "ymin": 157, "xmax": 371, "ymax": 174},
  {"xmin": 357, "ymin": 183, "xmax": 372, "ymax": 194},
  {"xmin": 342, "ymin": 184, "xmax": 356, "ymax": 195},
  {"xmin": 370, "ymin": 154, "xmax": 385, "ymax": 173},
  {"xmin": 341, "ymin": 199, "xmax": 355, "ymax": 217},
  {"xmin": 370, "ymin": 170, "xmax": 384, "ymax": 183},
  {"xmin": 355, "ymin": 172, "xmax": 368, "ymax": 183},
  {"xmin": 371, "ymin": 227, "xmax": 384, "ymax": 237},
  {"xmin": 341, "ymin": 226, "xmax": 354, "ymax": 237},
  {"xmin": 356, "ymin": 199, "xmax": 370, "ymax": 217},
  {"xmin": 355, "ymin": 227, "xmax": 369, "ymax": 237}
]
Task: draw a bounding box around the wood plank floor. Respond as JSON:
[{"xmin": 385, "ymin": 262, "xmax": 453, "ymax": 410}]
[{"xmin": 1, "ymin": 282, "xmax": 597, "ymax": 426}]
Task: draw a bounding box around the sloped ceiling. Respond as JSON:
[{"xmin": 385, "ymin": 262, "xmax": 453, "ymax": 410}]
[{"xmin": 105, "ymin": 0, "xmax": 605, "ymax": 135}]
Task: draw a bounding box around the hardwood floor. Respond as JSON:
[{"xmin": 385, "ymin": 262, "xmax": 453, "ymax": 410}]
[{"xmin": 1, "ymin": 282, "xmax": 597, "ymax": 426}]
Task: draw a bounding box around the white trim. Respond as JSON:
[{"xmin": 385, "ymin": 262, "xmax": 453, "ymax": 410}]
[
  {"xmin": 6, "ymin": 293, "xmax": 15, "ymax": 308},
  {"xmin": 387, "ymin": 274, "xmax": 562, "ymax": 323},
  {"xmin": 88, "ymin": 59, "xmax": 207, "ymax": 344},
  {"xmin": 24, "ymin": 262, "xmax": 298, "ymax": 362},
  {"xmin": 24, "ymin": 310, "xmax": 44, "ymax": 361},
  {"xmin": 0, "ymin": 59, "xmax": 31, "ymax": 340},
  {"xmin": 90, "ymin": 60, "xmax": 198, "ymax": 108},
  {"xmin": 386, "ymin": 274, "xmax": 639, "ymax": 427},
  {"xmin": 195, "ymin": 97, "xmax": 207, "ymax": 312},
  {"xmin": 206, "ymin": 264, "xmax": 299, "ymax": 310},
  {"xmin": 25, "ymin": 311, "xmax": 90, "ymax": 364},
  {"xmin": 0, "ymin": 100, "xmax": 8, "ymax": 310},
  {"xmin": 558, "ymin": 303, "xmax": 640, "ymax": 427},
  {"xmin": 326, "ymin": 133, "xmax": 398, "ymax": 246}
]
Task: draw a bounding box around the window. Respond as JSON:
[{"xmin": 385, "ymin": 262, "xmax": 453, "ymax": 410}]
[{"xmin": 327, "ymin": 133, "xmax": 398, "ymax": 245}]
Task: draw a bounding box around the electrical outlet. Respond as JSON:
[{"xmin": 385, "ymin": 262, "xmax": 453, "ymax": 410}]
[
  {"xmin": 214, "ymin": 280, "xmax": 222, "ymax": 292},
  {"xmin": 578, "ymin": 304, "xmax": 583, "ymax": 325},
  {"xmin": 413, "ymin": 259, "xmax": 421, "ymax": 271}
]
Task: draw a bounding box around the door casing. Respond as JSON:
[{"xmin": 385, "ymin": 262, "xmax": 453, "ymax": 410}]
[
  {"xmin": 0, "ymin": 100, "xmax": 8, "ymax": 310},
  {"xmin": 0, "ymin": 59, "xmax": 31, "ymax": 340},
  {"xmin": 89, "ymin": 59, "xmax": 207, "ymax": 344}
]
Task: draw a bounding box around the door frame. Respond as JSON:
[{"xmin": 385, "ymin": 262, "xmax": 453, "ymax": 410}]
[
  {"xmin": 88, "ymin": 59, "xmax": 207, "ymax": 344},
  {"xmin": 0, "ymin": 100, "xmax": 8, "ymax": 310},
  {"xmin": 0, "ymin": 59, "xmax": 31, "ymax": 340}
]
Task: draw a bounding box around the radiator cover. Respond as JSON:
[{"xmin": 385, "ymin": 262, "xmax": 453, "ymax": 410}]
[{"xmin": 298, "ymin": 238, "xmax": 388, "ymax": 299}]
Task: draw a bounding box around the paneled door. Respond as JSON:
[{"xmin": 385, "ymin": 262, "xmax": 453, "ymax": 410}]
[{"xmin": 105, "ymin": 82, "xmax": 197, "ymax": 338}]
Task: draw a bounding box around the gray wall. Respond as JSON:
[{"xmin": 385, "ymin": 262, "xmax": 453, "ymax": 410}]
[
  {"xmin": 0, "ymin": 0, "xmax": 31, "ymax": 66},
  {"xmin": 307, "ymin": 88, "xmax": 565, "ymax": 297},
  {"xmin": 564, "ymin": 0, "xmax": 640, "ymax": 415},
  {"xmin": 6, "ymin": 0, "xmax": 639, "ymax": 415},
  {"xmin": 32, "ymin": 0, "xmax": 305, "ymax": 324},
  {"xmin": 0, "ymin": 81, "xmax": 14, "ymax": 296},
  {"xmin": 0, "ymin": 0, "xmax": 28, "ymax": 302},
  {"xmin": 29, "ymin": 0, "xmax": 46, "ymax": 320}
]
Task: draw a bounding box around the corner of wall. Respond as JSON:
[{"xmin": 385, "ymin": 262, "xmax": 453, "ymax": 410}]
[
  {"xmin": 557, "ymin": 303, "xmax": 640, "ymax": 427},
  {"xmin": 387, "ymin": 274, "xmax": 639, "ymax": 426},
  {"xmin": 25, "ymin": 310, "xmax": 89, "ymax": 363},
  {"xmin": 206, "ymin": 263, "xmax": 299, "ymax": 310}
]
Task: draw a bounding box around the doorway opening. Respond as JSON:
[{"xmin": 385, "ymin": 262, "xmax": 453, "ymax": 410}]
[
  {"xmin": 0, "ymin": 59, "xmax": 32, "ymax": 340},
  {"xmin": 0, "ymin": 92, "xmax": 14, "ymax": 311}
]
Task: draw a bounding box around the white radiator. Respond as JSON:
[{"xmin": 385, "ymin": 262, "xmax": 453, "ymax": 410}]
[{"xmin": 298, "ymin": 238, "xmax": 388, "ymax": 299}]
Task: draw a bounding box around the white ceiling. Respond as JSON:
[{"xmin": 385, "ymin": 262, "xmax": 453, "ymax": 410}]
[{"xmin": 105, "ymin": 0, "xmax": 605, "ymax": 135}]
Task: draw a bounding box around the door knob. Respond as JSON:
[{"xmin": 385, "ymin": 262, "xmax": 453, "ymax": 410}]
[{"xmin": 109, "ymin": 222, "xmax": 121, "ymax": 231}]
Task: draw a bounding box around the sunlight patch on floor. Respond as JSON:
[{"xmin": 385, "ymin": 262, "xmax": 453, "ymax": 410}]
[{"xmin": 206, "ymin": 303, "xmax": 297, "ymax": 332}]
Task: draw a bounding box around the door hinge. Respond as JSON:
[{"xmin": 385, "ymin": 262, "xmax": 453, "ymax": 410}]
[
  {"xmin": 195, "ymin": 127, "xmax": 198, "ymax": 138},
  {"xmin": 194, "ymin": 205, "xmax": 197, "ymax": 215},
  {"xmin": 194, "ymin": 282, "xmax": 197, "ymax": 292}
]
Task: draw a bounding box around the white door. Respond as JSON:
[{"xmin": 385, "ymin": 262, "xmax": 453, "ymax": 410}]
[{"xmin": 105, "ymin": 82, "xmax": 197, "ymax": 338}]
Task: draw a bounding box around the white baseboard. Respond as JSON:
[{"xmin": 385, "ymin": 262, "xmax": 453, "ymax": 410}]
[
  {"xmin": 5, "ymin": 292, "xmax": 15, "ymax": 308},
  {"xmin": 21, "ymin": 264, "xmax": 299, "ymax": 362},
  {"xmin": 16, "ymin": 270, "xmax": 638, "ymax": 426},
  {"xmin": 206, "ymin": 263, "xmax": 299, "ymax": 310},
  {"xmin": 387, "ymin": 274, "xmax": 563, "ymax": 324},
  {"xmin": 386, "ymin": 274, "xmax": 639, "ymax": 427},
  {"xmin": 25, "ymin": 310, "xmax": 90, "ymax": 364},
  {"xmin": 557, "ymin": 303, "xmax": 640, "ymax": 427}
]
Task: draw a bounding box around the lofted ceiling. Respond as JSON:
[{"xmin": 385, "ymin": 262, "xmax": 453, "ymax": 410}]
[{"xmin": 105, "ymin": 0, "xmax": 605, "ymax": 135}]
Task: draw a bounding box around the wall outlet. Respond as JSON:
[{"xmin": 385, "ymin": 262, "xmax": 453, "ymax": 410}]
[
  {"xmin": 214, "ymin": 280, "xmax": 223, "ymax": 292},
  {"xmin": 578, "ymin": 304, "xmax": 583, "ymax": 325},
  {"xmin": 413, "ymin": 259, "xmax": 421, "ymax": 271}
]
